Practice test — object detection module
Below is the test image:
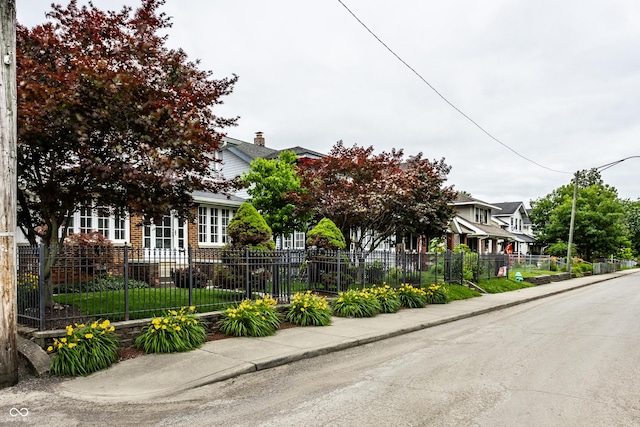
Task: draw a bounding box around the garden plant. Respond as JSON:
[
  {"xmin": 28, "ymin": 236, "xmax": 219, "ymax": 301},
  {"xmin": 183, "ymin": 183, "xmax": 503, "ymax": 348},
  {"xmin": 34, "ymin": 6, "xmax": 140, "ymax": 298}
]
[
  {"xmin": 47, "ymin": 319, "xmax": 119, "ymax": 376},
  {"xmin": 218, "ymin": 295, "xmax": 282, "ymax": 337},
  {"xmin": 135, "ymin": 306, "xmax": 207, "ymax": 353},
  {"xmin": 396, "ymin": 283, "xmax": 428, "ymax": 308},
  {"xmin": 331, "ymin": 289, "xmax": 382, "ymax": 318},
  {"xmin": 285, "ymin": 291, "xmax": 332, "ymax": 326}
]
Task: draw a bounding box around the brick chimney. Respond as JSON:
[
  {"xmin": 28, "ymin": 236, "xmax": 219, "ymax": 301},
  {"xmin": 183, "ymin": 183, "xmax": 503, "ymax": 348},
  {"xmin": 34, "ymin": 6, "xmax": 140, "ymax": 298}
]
[{"xmin": 254, "ymin": 131, "xmax": 265, "ymax": 147}]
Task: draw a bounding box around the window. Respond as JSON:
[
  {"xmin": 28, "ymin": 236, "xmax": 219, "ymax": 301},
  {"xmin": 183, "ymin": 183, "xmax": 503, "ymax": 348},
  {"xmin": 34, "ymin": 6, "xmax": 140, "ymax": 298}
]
[
  {"xmin": 282, "ymin": 231, "xmax": 306, "ymax": 249},
  {"xmin": 475, "ymin": 207, "xmax": 488, "ymax": 224},
  {"xmin": 198, "ymin": 206, "xmax": 234, "ymax": 245},
  {"xmin": 66, "ymin": 207, "xmax": 128, "ymax": 243}
]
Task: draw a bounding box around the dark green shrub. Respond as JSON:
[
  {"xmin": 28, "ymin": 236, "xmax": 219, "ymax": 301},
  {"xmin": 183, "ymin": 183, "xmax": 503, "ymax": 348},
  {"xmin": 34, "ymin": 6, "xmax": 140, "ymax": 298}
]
[
  {"xmin": 306, "ymin": 218, "xmax": 346, "ymax": 250},
  {"xmin": 171, "ymin": 267, "xmax": 209, "ymax": 289}
]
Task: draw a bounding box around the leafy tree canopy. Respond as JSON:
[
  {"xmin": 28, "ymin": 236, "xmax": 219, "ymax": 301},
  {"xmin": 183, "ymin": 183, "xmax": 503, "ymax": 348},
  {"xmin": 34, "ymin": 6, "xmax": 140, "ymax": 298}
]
[
  {"xmin": 621, "ymin": 199, "xmax": 640, "ymax": 256},
  {"xmin": 529, "ymin": 169, "xmax": 628, "ymax": 261},
  {"xmin": 17, "ymin": 0, "xmax": 238, "ymax": 249},
  {"xmin": 295, "ymin": 141, "xmax": 456, "ymax": 252},
  {"xmin": 240, "ymin": 150, "xmax": 312, "ymax": 240}
]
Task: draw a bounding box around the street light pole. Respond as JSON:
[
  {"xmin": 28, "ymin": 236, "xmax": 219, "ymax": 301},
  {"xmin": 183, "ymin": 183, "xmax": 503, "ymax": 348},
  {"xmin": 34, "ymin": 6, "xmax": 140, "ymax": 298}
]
[
  {"xmin": 566, "ymin": 156, "xmax": 640, "ymax": 274},
  {"xmin": 566, "ymin": 171, "xmax": 579, "ymax": 274}
]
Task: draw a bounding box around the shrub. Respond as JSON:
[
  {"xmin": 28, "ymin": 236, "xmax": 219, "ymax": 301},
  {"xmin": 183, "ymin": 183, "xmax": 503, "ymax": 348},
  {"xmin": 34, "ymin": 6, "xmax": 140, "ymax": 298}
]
[
  {"xmin": 135, "ymin": 306, "xmax": 207, "ymax": 353},
  {"xmin": 226, "ymin": 202, "xmax": 275, "ymax": 251},
  {"xmin": 423, "ymin": 283, "xmax": 448, "ymax": 304},
  {"xmin": 171, "ymin": 267, "xmax": 209, "ymax": 289},
  {"xmin": 306, "ymin": 218, "xmax": 346, "ymax": 250},
  {"xmin": 64, "ymin": 231, "xmax": 113, "ymax": 266},
  {"xmin": 285, "ymin": 291, "xmax": 332, "ymax": 326},
  {"xmin": 331, "ymin": 289, "xmax": 381, "ymax": 318},
  {"xmin": 52, "ymin": 273, "xmax": 150, "ymax": 293},
  {"xmin": 218, "ymin": 295, "xmax": 282, "ymax": 337},
  {"xmin": 47, "ymin": 319, "xmax": 119, "ymax": 376},
  {"xmin": 368, "ymin": 285, "xmax": 401, "ymax": 313},
  {"xmin": 396, "ymin": 283, "xmax": 427, "ymax": 308}
]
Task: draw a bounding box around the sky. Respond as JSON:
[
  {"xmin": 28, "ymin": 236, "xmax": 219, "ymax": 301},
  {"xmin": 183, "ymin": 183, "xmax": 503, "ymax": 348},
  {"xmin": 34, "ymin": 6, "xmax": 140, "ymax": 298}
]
[{"xmin": 16, "ymin": 0, "xmax": 640, "ymax": 206}]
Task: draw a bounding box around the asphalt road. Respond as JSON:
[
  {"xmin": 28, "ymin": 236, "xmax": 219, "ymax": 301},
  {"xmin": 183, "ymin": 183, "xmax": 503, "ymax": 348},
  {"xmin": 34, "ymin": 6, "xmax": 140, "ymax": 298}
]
[{"xmin": 1, "ymin": 273, "xmax": 639, "ymax": 426}]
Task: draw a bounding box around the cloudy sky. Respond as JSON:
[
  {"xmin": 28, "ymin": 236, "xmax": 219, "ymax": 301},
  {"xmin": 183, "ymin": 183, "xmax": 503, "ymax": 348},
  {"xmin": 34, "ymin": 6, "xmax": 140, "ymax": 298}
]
[{"xmin": 17, "ymin": 0, "xmax": 640, "ymax": 205}]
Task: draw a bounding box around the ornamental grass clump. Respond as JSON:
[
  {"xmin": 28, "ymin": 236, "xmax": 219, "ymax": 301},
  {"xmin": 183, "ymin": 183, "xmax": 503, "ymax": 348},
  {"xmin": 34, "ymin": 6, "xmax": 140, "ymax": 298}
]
[
  {"xmin": 47, "ymin": 319, "xmax": 119, "ymax": 376},
  {"xmin": 396, "ymin": 283, "xmax": 428, "ymax": 308},
  {"xmin": 424, "ymin": 283, "xmax": 449, "ymax": 304},
  {"xmin": 368, "ymin": 284, "xmax": 401, "ymax": 313},
  {"xmin": 135, "ymin": 306, "xmax": 207, "ymax": 354},
  {"xmin": 285, "ymin": 291, "xmax": 332, "ymax": 326},
  {"xmin": 332, "ymin": 289, "xmax": 382, "ymax": 318},
  {"xmin": 218, "ymin": 295, "xmax": 282, "ymax": 337}
]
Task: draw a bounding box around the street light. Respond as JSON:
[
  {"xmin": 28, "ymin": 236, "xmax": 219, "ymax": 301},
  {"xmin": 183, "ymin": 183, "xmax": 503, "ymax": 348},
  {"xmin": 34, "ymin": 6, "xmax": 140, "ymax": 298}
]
[{"xmin": 566, "ymin": 156, "xmax": 640, "ymax": 273}]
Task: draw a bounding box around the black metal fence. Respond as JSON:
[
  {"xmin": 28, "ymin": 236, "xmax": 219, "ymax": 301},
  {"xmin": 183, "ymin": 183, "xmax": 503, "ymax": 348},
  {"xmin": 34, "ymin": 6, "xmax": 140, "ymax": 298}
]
[{"xmin": 16, "ymin": 245, "xmax": 510, "ymax": 330}]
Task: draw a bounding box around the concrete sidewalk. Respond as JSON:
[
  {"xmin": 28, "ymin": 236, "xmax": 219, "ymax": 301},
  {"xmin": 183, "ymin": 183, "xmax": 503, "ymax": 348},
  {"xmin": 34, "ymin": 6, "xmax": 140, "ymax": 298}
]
[{"xmin": 58, "ymin": 270, "xmax": 639, "ymax": 403}]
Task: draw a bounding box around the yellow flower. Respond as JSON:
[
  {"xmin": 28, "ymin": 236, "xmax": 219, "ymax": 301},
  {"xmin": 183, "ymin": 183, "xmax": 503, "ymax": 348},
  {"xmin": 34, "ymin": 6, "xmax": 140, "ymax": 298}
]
[
  {"xmin": 109, "ymin": 326, "xmax": 115, "ymax": 332},
  {"xmin": 58, "ymin": 343, "xmax": 64, "ymax": 349},
  {"xmin": 60, "ymin": 337, "xmax": 67, "ymax": 343},
  {"xmin": 85, "ymin": 333, "xmax": 93, "ymax": 339},
  {"xmin": 162, "ymin": 325, "xmax": 167, "ymax": 329},
  {"xmin": 91, "ymin": 321, "xmax": 99, "ymax": 329},
  {"xmin": 47, "ymin": 346, "xmax": 53, "ymax": 352},
  {"xmin": 100, "ymin": 319, "xmax": 111, "ymax": 329},
  {"xmin": 68, "ymin": 343, "xmax": 77, "ymax": 348},
  {"xmin": 175, "ymin": 326, "xmax": 181, "ymax": 332},
  {"xmin": 189, "ymin": 306, "xmax": 196, "ymax": 311}
]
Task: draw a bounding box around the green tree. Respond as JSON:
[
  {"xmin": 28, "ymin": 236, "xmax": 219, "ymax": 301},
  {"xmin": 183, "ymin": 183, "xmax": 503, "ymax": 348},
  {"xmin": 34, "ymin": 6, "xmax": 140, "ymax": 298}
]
[
  {"xmin": 240, "ymin": 150, "xmax": 312, "ymax": 244},
  {"xmin": 530, "ymin": 170, "xmax": 628, "ymax": 261},
  {"xmin": 621, "ymin": 199, "xmax": 640, "ymax": 256}
]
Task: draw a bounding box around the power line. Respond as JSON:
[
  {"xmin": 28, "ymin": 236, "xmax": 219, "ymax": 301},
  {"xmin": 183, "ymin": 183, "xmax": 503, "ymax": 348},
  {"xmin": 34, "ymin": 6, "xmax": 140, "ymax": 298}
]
[{"xmin": 336, "ymin": 0, "xmax": 571, "ymax": 175}]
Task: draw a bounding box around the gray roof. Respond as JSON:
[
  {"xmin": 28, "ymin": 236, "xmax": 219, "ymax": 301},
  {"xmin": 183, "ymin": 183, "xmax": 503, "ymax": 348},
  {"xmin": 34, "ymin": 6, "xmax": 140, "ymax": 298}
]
[
  {"xmin": 453, "ymin": 193, "xmax": 501, "ymax": 210},
  {"xmin": 491, "ymin": 201, "xmax": 525, "ymax": 215}
]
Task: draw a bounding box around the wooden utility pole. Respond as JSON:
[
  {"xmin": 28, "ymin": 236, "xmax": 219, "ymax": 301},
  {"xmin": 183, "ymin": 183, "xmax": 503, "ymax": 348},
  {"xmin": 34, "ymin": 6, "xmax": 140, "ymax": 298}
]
[{"xmin": 0, "ymin": 0, "xmax": 18, "ymax": 388}]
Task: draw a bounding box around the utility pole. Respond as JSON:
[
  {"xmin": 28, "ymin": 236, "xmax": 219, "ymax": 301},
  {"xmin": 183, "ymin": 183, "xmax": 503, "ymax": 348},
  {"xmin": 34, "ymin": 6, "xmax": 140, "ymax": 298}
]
[
  {"xmin": 566, "ymin": 171, "xmax": 579, "ymax": 275},
  {"xmin": 0, "ymin": 0, "xmax": 18, "ymax": 388}
]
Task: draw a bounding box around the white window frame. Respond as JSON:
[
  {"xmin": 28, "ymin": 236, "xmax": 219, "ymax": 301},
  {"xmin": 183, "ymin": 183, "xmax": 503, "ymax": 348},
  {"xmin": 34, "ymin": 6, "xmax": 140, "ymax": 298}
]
[
  {"xmin": 198, "ymin": 205, "xmax": 235, "ymax": 246},
  {"xmin": 65, "ymin": 207, "xmax": 129, "ymax": 244}
]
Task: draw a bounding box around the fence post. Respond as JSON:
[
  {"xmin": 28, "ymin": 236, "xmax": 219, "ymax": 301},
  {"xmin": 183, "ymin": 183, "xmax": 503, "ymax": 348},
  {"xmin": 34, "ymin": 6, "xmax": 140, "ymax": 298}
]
[
  {"xmin": 418, "ymin": 251, "xmax": 422, "ymax": 286},
  {"xmin": 460, "ymin": 251, "xmax": 464, "ymax": 285},
  {"xmin": 477, "ymin": 251, "xmax": 480, "ymax": 282},
  {"xmin": 306, "ymin": 250, "xmax": 311, "ymax": 291},
  {"xmin": 123, "ymin": 245, "xmax": 129, "ymax": 321},
  {"xmin": 38, "ymin": 244, "xmax": 45, "ymax": 330},
  {"xmin": 336, "ymin": 250, "xmax": 341, "ymax": 292},
  {"xmin": 435, "ymin": 251, "xmax": 438, "ymax": 284},
  {"xmin": 188, "ymin": 246, "xmax": 193, "ymax": 307},
  {"xmin": 245, "ymin": 248, "xmax": 251, "ymax": 300}
]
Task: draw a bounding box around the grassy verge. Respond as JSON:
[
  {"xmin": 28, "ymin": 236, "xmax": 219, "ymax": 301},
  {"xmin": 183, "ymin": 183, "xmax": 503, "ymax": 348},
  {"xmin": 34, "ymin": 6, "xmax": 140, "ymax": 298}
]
[
  {"xmin": 478, "ymin": 277, "xmax": 535, "ymax": 293},
  {"xmin": 443, "ymin": 284, "xmax": 482, "ymax": 301}
]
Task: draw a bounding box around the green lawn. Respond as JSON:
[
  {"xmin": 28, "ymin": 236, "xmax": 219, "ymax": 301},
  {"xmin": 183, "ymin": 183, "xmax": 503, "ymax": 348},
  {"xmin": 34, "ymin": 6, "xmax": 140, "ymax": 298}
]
[{"xmin": 54, "ymin": 288, "xmax": 242, "ymax": 321}]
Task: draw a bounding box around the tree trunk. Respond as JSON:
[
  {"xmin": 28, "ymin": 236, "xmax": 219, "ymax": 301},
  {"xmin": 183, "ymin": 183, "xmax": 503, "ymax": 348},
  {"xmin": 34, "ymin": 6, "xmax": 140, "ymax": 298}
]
[{"xmin": 0, "ymin": 0, "xmax": 18, "ymax": 388}]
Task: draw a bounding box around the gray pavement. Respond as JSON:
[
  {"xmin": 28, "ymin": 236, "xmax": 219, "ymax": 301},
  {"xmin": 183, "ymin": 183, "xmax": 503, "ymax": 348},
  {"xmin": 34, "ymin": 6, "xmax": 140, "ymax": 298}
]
[{"xmin": 58, "ymin": 270, "xmax": 639, "ymax": 403}]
